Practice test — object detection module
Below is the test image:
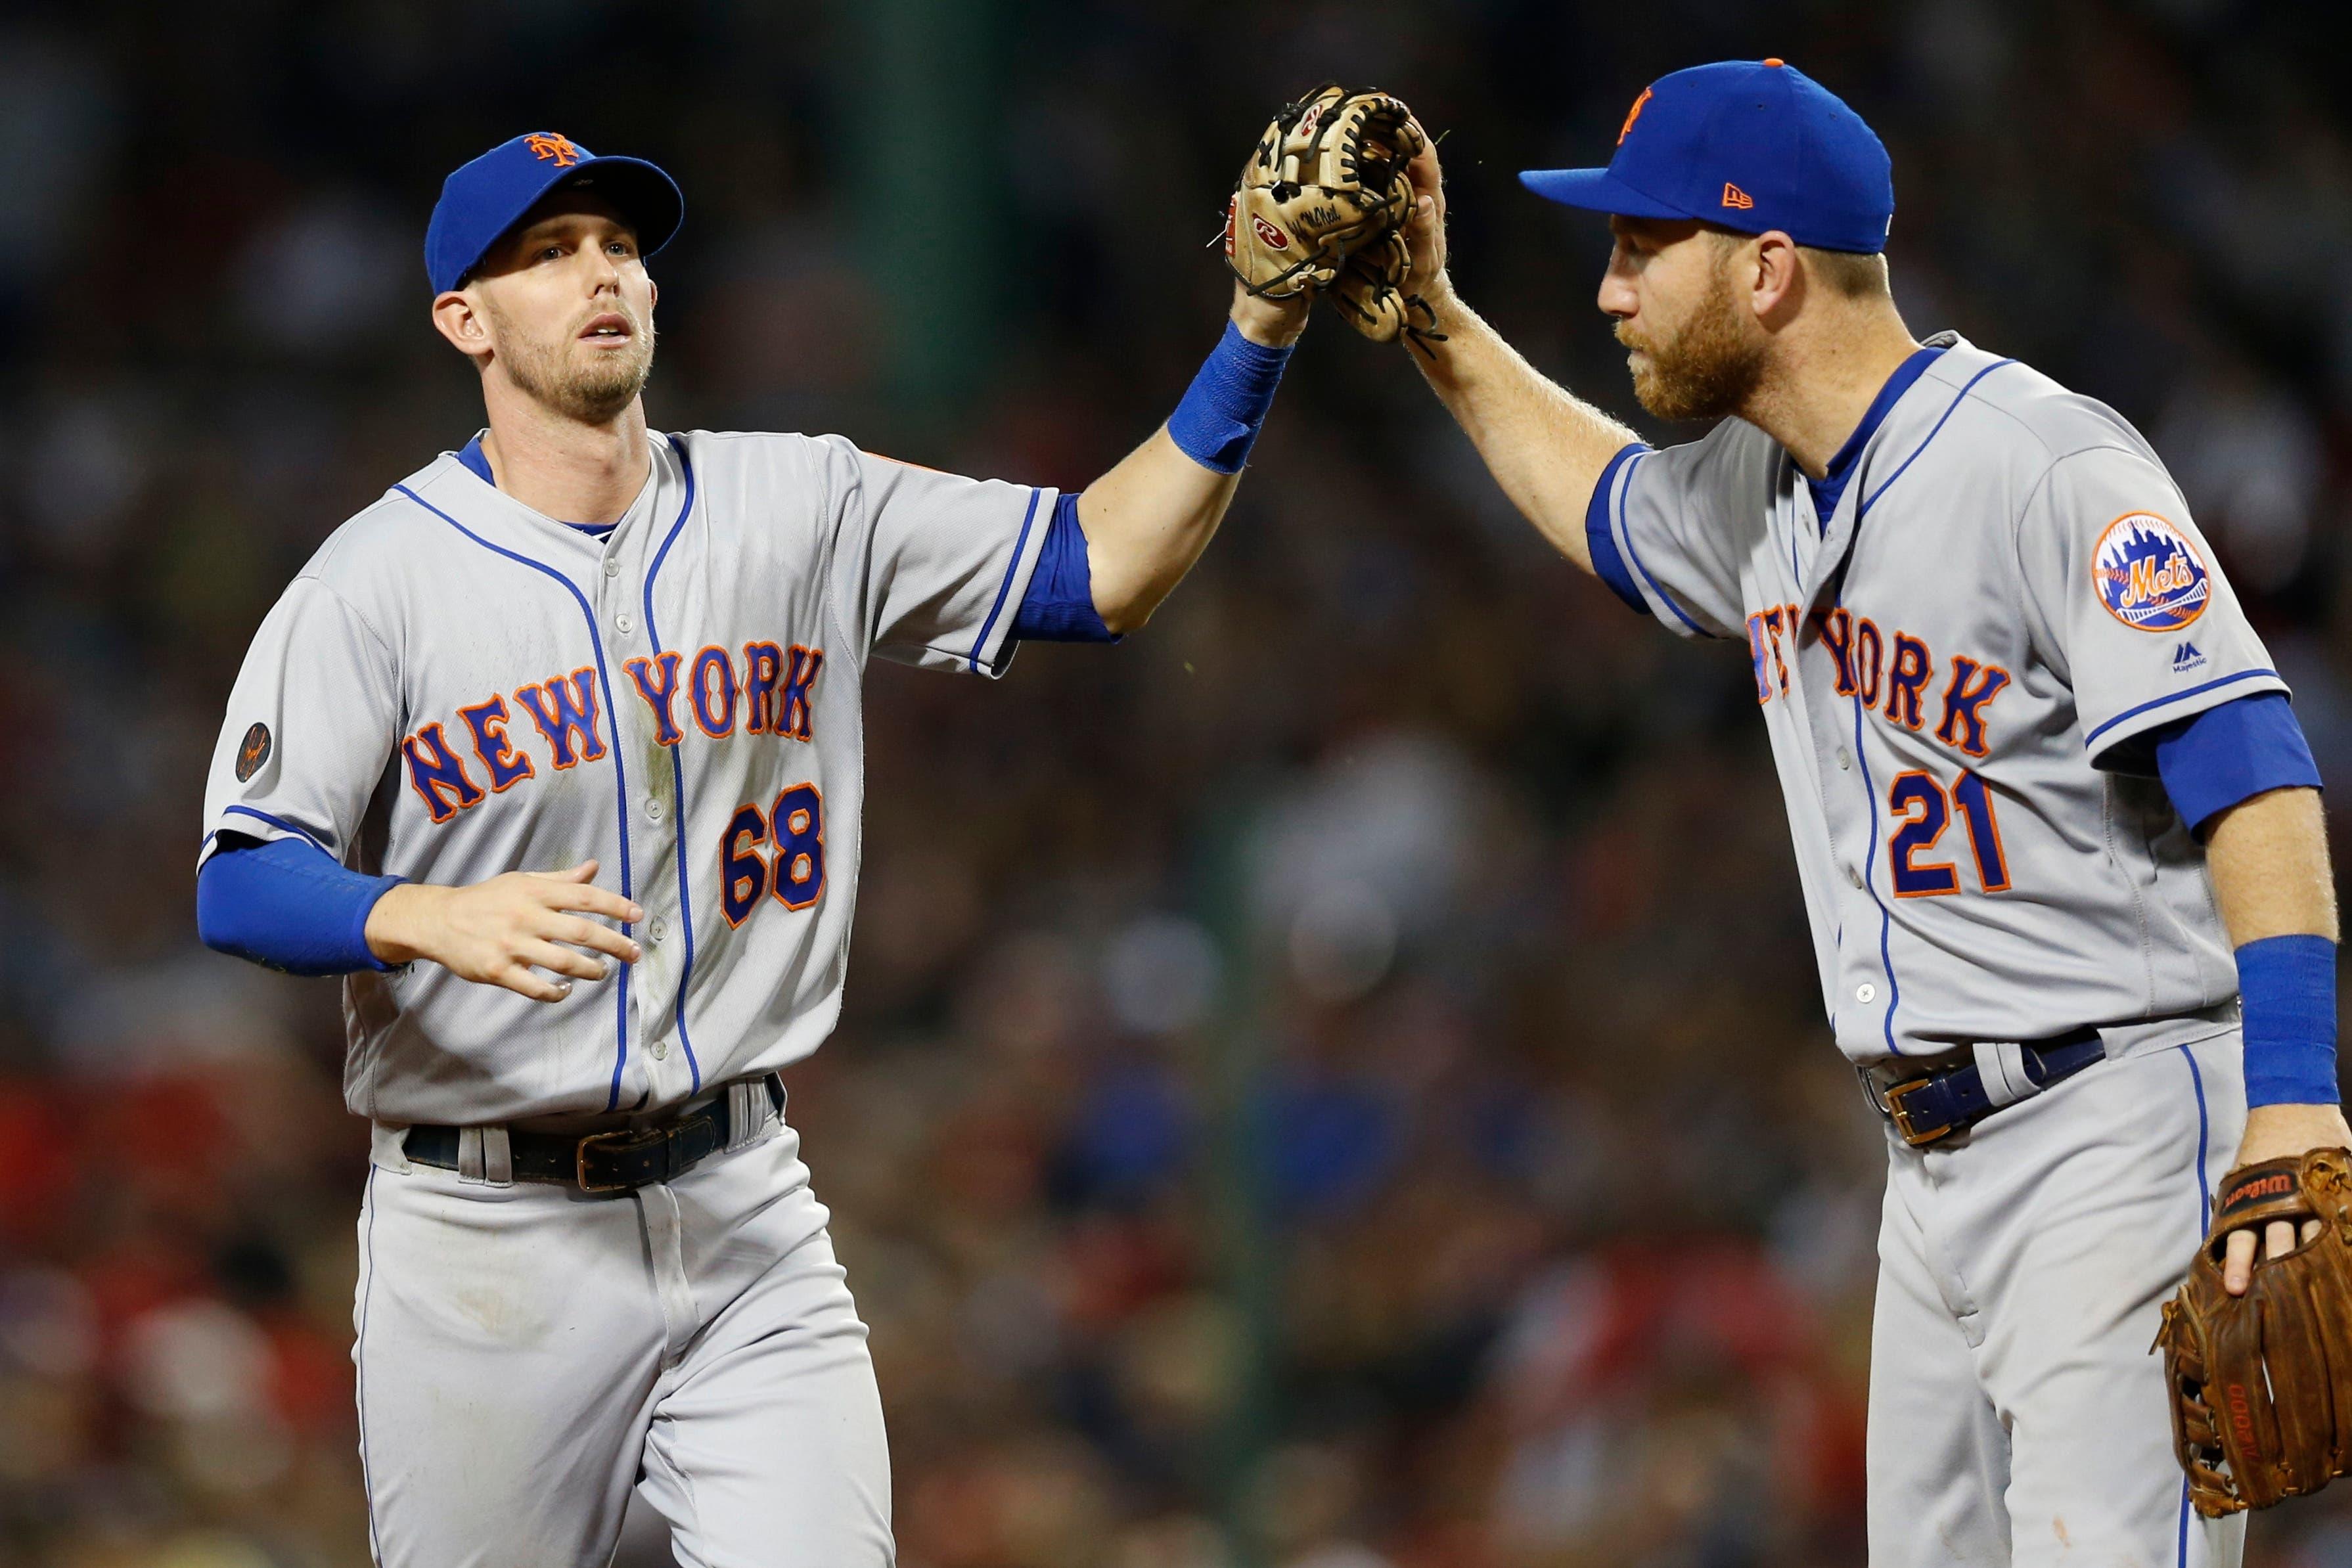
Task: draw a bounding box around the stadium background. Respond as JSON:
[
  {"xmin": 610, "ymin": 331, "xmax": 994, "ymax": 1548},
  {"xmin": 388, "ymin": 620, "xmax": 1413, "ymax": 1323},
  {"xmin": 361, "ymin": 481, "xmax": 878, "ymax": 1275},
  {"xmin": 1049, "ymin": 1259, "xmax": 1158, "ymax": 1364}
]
[{"xmin": 1, "ymin": 0, "xmax": 2347, "ymax": 1563}]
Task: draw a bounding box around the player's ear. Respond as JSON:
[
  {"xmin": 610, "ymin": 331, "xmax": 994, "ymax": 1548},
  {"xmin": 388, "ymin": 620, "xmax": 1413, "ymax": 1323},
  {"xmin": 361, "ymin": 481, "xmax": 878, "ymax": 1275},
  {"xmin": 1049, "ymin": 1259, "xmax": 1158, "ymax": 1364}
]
[
  {"xmin": 430, "ymin": 288, "xmax": 495, "ymax": 364},
  {"xmin": 1749, "ymin": 231, "xmax": 1803, "ymax": 327}
]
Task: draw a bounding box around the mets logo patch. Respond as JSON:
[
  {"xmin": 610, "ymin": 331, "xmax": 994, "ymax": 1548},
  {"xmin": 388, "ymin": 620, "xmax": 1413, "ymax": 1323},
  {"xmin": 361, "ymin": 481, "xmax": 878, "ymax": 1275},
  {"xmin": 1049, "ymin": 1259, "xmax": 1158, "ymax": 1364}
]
[
  {"xmin": 235, "ymin": 722, "xmax": 272, "ymax": 782},
  {"xmin": 2093, "ymin": 511, "xmax": 2209, "ymax": 633}
]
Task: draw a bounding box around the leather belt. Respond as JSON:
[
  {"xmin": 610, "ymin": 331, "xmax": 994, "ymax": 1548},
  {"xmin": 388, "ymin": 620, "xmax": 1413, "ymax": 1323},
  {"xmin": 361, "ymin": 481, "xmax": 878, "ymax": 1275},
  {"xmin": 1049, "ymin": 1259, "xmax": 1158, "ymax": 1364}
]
[
  {"xmin": 404, "ymin": 1074, "xmax": 785, "ymax": 1194},
  {"xmin": 1861, "ymin": 1029, "xmax": 2106, "ymax": 1148}
]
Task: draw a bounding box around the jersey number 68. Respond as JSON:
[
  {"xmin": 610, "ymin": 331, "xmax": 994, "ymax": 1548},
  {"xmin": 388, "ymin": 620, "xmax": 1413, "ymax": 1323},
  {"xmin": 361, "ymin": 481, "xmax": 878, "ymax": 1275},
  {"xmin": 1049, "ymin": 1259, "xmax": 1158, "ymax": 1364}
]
[{"xmin": 719, "ymin": 784, "xmax": 826, "ymax": 926}]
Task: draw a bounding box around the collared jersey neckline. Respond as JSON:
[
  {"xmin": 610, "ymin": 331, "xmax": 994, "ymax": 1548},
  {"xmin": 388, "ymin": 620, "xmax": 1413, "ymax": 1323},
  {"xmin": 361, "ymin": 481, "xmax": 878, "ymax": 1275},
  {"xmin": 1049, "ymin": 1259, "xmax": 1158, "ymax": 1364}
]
[
  {"xmin": 1806, "ymin": 344, "xmax": 1948, "ymax": 530},
  {"xmin": 456, "ymin": 432, "xmax": 641, "ymax": 540}
]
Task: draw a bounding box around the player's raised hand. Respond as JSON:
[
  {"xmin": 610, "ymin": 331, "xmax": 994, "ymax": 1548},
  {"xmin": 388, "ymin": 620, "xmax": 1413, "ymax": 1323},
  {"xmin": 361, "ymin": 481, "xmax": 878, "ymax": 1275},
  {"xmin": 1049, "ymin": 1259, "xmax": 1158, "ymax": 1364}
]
[
  {"xmin": 364, "ymin": 860, "xmax": 644, "ymax": 1003},
  {"xmin": 1402, "ymin": 127, "xmax": 1449, "ymax": 303}
]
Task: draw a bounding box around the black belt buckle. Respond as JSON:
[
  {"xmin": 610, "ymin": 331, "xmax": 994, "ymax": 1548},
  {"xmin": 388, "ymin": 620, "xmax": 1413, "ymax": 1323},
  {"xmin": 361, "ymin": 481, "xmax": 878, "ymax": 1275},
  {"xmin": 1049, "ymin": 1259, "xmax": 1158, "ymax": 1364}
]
[
  {"xmin": 1882, "ymin": 1073, "xmax": 1957, "ymax": 1148},
  {"xmin": 576, "ymin": 1124, "xmax": 675, "ymax": 1194}
]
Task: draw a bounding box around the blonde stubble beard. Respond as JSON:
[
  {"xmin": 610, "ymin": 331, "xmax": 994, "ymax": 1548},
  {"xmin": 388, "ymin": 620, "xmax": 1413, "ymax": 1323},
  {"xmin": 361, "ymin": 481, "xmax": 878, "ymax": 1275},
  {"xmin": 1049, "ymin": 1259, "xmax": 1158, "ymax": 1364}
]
[{"xmin": 483, "ymin": 294, "xmax": 658, "ymax": 426}]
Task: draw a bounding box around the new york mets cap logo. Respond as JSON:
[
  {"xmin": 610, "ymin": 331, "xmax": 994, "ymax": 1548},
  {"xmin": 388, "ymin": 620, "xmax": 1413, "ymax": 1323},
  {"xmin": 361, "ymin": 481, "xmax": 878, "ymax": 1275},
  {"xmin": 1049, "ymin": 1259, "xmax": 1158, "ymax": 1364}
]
[
  {"xmin": 524, "ymin": 132, "xmax": 582, "ymax": 167},
  {"xmin": 2093, "ymin": 511, "xmax": 2210, "ymax": 633}
]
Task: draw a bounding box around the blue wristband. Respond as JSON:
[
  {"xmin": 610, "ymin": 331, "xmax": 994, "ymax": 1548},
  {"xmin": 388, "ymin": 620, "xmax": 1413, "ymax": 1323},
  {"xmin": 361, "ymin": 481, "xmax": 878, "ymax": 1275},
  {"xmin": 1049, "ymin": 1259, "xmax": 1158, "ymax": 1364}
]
[
  {"xmin": 2239, "ymin": 933, "xmax": 2340, "ymax": 1107},
  {"xmin": 1165, "ymin": 321, "xmax": 1292, "ymax": 474}
]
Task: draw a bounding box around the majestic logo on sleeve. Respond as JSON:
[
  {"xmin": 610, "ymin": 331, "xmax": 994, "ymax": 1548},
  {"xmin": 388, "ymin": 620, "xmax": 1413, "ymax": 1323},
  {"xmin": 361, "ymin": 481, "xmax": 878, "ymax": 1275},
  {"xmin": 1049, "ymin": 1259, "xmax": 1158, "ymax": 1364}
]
[
  {"xmin": 235, "ymin": 723, "xmax": 272, "ymax": 782},
  {"xmin": 2093, "ymin": 512, "xmax": 2209, "ymax": 633}
]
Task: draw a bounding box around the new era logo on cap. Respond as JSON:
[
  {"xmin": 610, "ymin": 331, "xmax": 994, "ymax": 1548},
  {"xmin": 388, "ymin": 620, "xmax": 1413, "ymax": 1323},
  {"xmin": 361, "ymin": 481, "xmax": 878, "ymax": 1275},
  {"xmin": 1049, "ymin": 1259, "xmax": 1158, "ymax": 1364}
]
[{"xmin": 1519, "ymin": 59, "xmax": 1895, "ymax": 256}]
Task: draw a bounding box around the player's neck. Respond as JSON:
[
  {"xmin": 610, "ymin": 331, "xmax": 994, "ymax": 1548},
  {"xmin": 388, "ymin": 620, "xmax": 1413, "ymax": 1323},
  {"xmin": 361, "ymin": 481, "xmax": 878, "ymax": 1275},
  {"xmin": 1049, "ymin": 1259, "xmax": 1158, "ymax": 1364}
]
[
  {"xmin": 1742, "ymin": 306, "xmax": 1923, "ymax": 482},
  {"xmin": 478, "ymin": 395, "xmax": 653, "ymax": 527}
]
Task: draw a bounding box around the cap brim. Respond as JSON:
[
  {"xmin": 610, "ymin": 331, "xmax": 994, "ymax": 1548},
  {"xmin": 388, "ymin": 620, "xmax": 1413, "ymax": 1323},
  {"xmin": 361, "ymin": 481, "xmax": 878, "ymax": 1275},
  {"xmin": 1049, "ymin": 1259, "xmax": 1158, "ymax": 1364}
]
[
  {"xmin": 1518, "ymin": 167, "xmax": 1688, "ymax": 220},
  {"xmin": 554, "ymin": 156, "xmax": 685, "ymax": 258}
]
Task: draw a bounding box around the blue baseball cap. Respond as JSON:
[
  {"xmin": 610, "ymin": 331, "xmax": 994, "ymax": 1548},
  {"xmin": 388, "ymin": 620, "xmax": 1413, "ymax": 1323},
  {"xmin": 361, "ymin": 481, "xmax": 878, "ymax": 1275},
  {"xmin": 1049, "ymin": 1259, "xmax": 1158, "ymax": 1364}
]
[
  {"xmin": 1520, "ymin": 60, "xmax": 1893, "ymax": 254},
  {"xmin": 424, "ymin": 132, "xmax": 685, "ymax": 294}
]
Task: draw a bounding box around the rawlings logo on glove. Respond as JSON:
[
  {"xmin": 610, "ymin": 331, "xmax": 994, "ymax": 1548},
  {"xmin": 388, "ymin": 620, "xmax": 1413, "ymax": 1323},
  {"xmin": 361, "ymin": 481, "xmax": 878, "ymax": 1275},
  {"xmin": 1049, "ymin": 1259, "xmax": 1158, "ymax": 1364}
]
[{"xmin": 1222, "ymin": 84, "xmax": 1443, "ymax": 351}]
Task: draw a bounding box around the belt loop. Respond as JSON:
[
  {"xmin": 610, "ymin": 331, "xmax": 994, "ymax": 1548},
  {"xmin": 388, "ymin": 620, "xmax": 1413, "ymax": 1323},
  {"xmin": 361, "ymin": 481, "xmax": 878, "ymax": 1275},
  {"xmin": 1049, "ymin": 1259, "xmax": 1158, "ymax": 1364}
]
[
  {"xmin": 1972, "ymin": 1041, "xmax": 2043, "ymax": 1109},
  {"xmin": 457, "ymin": 1126, "xmax": 516, "ymax": 1186},
  {"xmin": 725, "ymin": 1081, "xmax": 754, "ymax": 1152}
]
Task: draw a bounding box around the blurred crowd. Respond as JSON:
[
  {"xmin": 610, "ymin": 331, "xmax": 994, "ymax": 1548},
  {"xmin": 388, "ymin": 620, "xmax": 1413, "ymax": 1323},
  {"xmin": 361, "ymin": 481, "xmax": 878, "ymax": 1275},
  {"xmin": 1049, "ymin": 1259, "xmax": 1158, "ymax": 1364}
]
[{"xmin": 1, "ymin": 0, "xmax": 2349, "ymax": 1564}]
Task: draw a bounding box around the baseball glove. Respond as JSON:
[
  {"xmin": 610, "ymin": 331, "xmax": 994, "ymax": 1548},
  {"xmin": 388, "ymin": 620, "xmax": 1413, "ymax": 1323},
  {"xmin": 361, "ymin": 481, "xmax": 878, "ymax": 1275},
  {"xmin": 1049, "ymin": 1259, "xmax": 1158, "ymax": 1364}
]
[
  {"xmin": 2155, "ymin": 1147, "xmax": 2352, "ymax": 1515},
  {"xmin": 1223, "ymin": 84, "xmax": 1432, "ymax": 344},
  {"xmin": 1328, "ymin": 229, "xmax": 1445, "ymax": 351}
]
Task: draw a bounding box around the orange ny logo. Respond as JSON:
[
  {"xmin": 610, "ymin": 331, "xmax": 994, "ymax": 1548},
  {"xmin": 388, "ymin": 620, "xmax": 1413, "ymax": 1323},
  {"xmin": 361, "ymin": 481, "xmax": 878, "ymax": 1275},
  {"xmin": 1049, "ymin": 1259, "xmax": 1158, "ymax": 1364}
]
[
  {"xmin": 525, "ymin": 132, "xmax": 581, "ymax": 167},
  {"xmin": 1617, "ymin": 87, "xmax": 1654, "ymax": 145}
]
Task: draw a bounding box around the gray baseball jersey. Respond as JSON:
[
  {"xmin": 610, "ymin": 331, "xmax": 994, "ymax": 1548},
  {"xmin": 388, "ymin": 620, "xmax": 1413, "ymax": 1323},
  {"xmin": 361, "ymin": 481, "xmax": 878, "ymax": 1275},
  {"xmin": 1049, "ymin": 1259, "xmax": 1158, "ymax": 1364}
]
[
  {"xmin": 201, "ymin": 430, "xmax": 1054, "ymax": 1125},
  {"xmin": 1589, "ymin": 331, "xmax": 2284, "ymax": 1062}
]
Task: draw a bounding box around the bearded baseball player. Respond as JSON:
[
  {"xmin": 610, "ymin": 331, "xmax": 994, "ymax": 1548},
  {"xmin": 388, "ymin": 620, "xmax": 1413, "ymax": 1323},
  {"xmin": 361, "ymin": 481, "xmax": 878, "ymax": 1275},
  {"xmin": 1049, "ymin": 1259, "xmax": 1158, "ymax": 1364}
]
[
  {"xmin": 189, "ymin": 114, "xmax": 1415, "ymax": 1565},
  {"xmin": 1386, "ymin": 61, "xmax": 2341, "ymax": 1565}
]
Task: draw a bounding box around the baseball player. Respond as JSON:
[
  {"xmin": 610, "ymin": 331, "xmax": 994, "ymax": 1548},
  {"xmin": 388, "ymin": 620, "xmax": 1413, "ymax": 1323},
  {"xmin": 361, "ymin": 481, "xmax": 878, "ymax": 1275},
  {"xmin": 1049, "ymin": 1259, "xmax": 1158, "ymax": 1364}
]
[
  {"xmin": 193, "ymin": 130, "xmax": 1319, "ymax": 1566},
  {"xmin": 1390, "ymin": 62, "xmax": 2339, "ymax": 1566}
]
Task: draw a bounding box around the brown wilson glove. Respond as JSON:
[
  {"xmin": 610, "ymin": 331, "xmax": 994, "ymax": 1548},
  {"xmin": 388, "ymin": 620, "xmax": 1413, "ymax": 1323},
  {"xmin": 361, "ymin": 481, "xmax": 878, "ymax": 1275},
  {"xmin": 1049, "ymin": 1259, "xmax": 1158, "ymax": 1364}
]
[
  {"xmin": 2156, "ymin": 1147, "xmax": 2352, "ymax": 1515},
  {"xmin": 1224, "ymin": 84, "xmax": 1424, "ymax": 336}
]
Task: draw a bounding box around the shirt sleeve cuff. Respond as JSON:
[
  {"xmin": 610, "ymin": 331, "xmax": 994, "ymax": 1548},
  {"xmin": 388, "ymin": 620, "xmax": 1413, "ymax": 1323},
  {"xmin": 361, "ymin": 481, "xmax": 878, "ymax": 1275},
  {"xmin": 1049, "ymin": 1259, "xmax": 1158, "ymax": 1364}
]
[
  {"xmin": 2084, "ymin": 667, "xmax": 2290, "ymax": 768},
  {"xmin": 964, "ymin": 486, "xmax": 1059, "ymax": 678},
  {"xmin": 1585, "ymin": 443, "xmax": 1652, "ymax": 616},
  {"xmin": 2152, "ymin": 692, "xmax": 2322, "ymax": 836}
]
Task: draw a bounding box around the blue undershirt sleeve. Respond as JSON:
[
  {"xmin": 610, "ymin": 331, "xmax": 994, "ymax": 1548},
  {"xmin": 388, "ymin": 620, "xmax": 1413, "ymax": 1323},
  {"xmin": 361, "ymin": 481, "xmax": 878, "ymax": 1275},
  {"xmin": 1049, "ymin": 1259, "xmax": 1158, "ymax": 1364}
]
[
  {"xmin": 1010, "ymin": 492, "xmax": 1119, "ymax": 644},
  {"xmin": 2151, "ymin": 692, "xmax": 2323, "ymax": 838},
  {"xmin": 196, "ymin": 835, "xmax": 402, "ymax": 976},
  {"xmin": 1584, "ymin": 443, "xmax": 1651, "ymax": 615}
]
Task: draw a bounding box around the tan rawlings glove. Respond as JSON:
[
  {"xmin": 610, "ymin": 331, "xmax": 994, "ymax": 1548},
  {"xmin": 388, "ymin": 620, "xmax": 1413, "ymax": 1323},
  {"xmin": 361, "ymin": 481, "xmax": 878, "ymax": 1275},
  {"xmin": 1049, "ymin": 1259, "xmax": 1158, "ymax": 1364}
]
[
  {"xmin": 1328, "ymin": 228, "xmax": 1444, "ymax": 351},
  {"xmin": 2155, "ymin": 1147, "xmax": 2352, "ymax": 1514},
  {"xmin": 1223, "ymin": 85, "xmax": 1429, "ymax": 343}
]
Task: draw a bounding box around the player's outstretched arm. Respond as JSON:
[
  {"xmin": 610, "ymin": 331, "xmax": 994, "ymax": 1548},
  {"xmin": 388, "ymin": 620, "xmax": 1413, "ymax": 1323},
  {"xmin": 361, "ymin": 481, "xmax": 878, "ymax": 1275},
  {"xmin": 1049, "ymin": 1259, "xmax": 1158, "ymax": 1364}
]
[
  {"xmin": 1075, "ymin": 287, "xmax": 1309, "ymax": 633},
  {"xmin": 365, "ymin": 859, "xmax": 645, "ymax": 1004},
  {"xmin": 1399, "ymin": 137, "xmax": 1639, "ymax": 574},
  {"xmin": 2203, "ymin": 786, "xmax": 2348, "ymax": 1293}
]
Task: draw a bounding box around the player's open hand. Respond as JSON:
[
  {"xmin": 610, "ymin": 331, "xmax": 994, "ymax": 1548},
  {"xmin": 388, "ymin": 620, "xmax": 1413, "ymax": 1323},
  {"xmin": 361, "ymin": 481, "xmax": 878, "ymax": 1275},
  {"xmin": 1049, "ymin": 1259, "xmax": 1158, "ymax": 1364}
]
[
  {"xmin": 364, "ymin": 860, "xmax": 644, "ymax": 1003},
  {"xmin": 2219, "ymin": 1102, "xmax": 2352, "ymax": 1294},
  {"xmin": 1402, "ymin": 127, "xmax": 1449, "ymax": 305}
]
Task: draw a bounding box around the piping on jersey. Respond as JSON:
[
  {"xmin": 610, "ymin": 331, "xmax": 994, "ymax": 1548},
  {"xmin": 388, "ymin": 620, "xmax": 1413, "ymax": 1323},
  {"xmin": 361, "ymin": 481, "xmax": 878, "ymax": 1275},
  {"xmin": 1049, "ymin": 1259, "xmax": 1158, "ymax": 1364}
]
[
  {"xmin": 392, "ymin": 481, "xmax": 639, "ymax": 1111},
  {"xmin": 639, "ymin": 440, "xmax": 704, "ymax": 1092},
  {"xmin": 1843, "ymin": 610, "xmax": 1901, "ymax": 1056},
  {"xmin": 968, "ymin": 487, "xmax": 1046, "ymax": 672},
  {"xmin": 2082, "ymin": 667, "xmax": 2281, "ymax": 752},
  {"xmin": 1843, "ymin": 357, "xmax": 2018, "ymax": 1058},
  {"xmin": 2174, "ymin": 1042, "xmax": 2212, "ymax": 1568},
  {"xmin": 1615, "ymin": 453, "xmax": 1713, "ymax": 637}
]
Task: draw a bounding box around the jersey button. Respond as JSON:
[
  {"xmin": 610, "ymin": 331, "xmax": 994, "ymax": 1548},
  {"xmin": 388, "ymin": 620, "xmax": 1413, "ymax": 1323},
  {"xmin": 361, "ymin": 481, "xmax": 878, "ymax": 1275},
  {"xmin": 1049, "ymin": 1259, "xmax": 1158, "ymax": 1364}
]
[
  {"xmin": 1847, "ymin": 865, "xmax": 1863, "ymax": 889},
  {"xmin": 645, "ymin": 797, "xmax": 664, "ymax": 822},
  {"xmin": 651, "ymin": 1039, "xmax": 670, "ymax": 1061},
  {"xmin": 603, "ymin": 558, "xmax": 622, "ymax": 578},
  {"xmin": 649, "ymin": 916, "xmax": 669, "ymax": 943},
  {"xmin": 1836, "ymin": 748, "xmax": 1852, "ymax": 771},
  {"xmin": 1856, "ymin": 982, "xmax": 1878, "ymax": 1005},
  {"xmin": 615, "ymin": 611, "xmax": 635, "ymax": 635}
]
